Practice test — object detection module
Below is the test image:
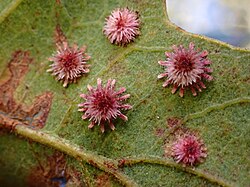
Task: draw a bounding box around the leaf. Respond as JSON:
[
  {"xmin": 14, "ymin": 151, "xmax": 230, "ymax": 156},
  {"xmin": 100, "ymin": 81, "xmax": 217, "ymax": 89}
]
[{"xmin": 0, "ymin": 0, "xmax": 249, "ymax": 186}]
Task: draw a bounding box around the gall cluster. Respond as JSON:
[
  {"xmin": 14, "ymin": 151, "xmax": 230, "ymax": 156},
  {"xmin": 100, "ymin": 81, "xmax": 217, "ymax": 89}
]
[{"xmin": 46, "ymin": 6, "xmax": 215, "ymax": 168}]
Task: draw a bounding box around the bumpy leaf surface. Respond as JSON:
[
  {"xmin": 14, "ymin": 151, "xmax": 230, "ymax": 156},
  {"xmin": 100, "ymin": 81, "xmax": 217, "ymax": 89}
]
[{"xmin": 0, "ymin": 0, "xmax": 249, "ymax": 186}]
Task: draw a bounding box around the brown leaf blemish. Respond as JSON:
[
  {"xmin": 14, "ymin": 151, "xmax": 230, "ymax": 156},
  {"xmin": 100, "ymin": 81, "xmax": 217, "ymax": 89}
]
[
  {"xmin": 154, "ymin": 128, "xmax": 165, "ymax": 137},
  {"xmin": 27, "ymin": 149, "xmax": 87, "ymax": 187},
  {"xmin": 27, "ymin": 151, "xmax": 69, "ymax": 187},
  {"xmin": 0, "ymin": 51, "xmax": 53, "ymax": 131},
  {"xmin": 118, "ymin": 159, "xmax": 126, "ymax": 168},
  {"xmin": 88, "ymin": 160, "xmax": 98, "ymax": 168},
  {"xmin": 167, "ymin": 117, "xmax": 182, "ymax": 129},
  {"xmin": 54, "ymin": 24, "xmax": 67, "ymax": 46},
  {"xmin": 56, "ymin": 0, "xmax": 61, "ymax": 5},
  {"xmin": 95, "ymin": 173, "xmax": 111, "ymax": 187},
  {"xmin": 103, "ymin": 161, "xmax": 117, "ymax": 171}
]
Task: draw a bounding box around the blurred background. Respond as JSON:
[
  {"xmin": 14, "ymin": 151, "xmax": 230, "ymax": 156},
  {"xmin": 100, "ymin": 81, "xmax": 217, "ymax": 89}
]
[{"xmin": 166, "ymin": 0, "xmax": 250, "ymax": 48}]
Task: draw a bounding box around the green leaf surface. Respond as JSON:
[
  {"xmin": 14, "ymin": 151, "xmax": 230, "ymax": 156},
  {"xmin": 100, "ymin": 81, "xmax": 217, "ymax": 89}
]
[{"xmin": 0, "ymin": 0, "xmax": 249, "ymax": 186}]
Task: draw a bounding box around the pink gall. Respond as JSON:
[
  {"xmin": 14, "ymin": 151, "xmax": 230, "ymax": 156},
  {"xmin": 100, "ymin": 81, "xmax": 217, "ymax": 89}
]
[
  {"xmin": 103, "ymin": 8, "xmax": 140, "ymax": 45},
  {"xmin": 158, "ymin": 43, "xmax": 213, "ymax": 97},
  {"xmin": 78, "ymin": 78, "xmax": 132, "ymax": 133},
  {"xmin": 47, "ymin": 42, "xmax": 90, "ymax": 87},
  {"xmin": 172, "ymin": 134, "xmax": 207, "ymax": 166}
]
